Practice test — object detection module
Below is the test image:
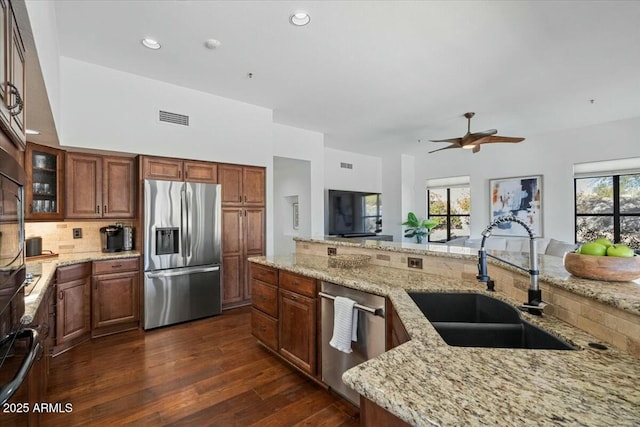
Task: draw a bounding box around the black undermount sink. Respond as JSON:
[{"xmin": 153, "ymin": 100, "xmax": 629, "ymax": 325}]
[{"xmin": 408, "ymin": 292, "xmax": 575, "ymax": 350}]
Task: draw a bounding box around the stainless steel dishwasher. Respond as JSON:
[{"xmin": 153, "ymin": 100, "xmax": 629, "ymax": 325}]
[{"xmin": 319, "ymin": 281, "xmax": 386, "ymax": 406}]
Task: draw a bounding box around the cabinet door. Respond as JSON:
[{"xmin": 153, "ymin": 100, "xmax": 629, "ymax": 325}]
[
  {"xmin": 219, "ymin": 164, "xmax": 243, "ymax": 205},
  {"xmin": 184, "ymin": 160, "xmax": 217, "ymax": 183},
  {"xmin": 56, "ymin": 277, "xmax": 91, "ymax": 345},
  {"xmin": 279, "ymin": 289, "xmax": 316, "ymax": 375},
  {"xmin": 221, "ymin": 207, "xmax": 244, "ymax": 307},
  {"xmin": 0, "ymin": 0, "xmax": 8, "ymax": 125},
  {"xmin": 25, "ymin": 142, "xmax": 65, "ymax": 220},
  {"xmin": 103, "ymin": 156, "xmax": 136, "ymax": 218},
  {"xmin": 142, "ymin": 156, "xmax": 183, "ymax": 180},
  {"xmin": 243, "ymin": 167, "xmax": 265, "ymax": 206},
  {"xmin": 244, "ymin": 207, "xmax": 265, "ymax": 300},
  {"xmin": 92, "ymin": 271, "xmax": 139, "ymax": 335},
  {"xmin": 66, "ymin": 152, "xmax": 103, "ymax": 218},
  {"xmin": 8, "ymin": 8, "xmax": 25, "ymax": 147}
]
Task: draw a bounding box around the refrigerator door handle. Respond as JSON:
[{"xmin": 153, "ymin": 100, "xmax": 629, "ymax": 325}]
[
  {"xmin": 146, "ymin": 265, "xmax": 220, "ymax": 278},
  {"xmin": 181, "ymin": 188, "xmax": 188, "ymax": 261},
  {"xmin": 185, "ymin": 187, "xmax": 191, "ymax": 257}
]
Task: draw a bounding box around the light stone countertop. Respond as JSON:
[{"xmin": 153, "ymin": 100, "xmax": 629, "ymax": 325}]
[
  {"xmin": 22, "ymin": 251, "xmax": 141, "ymax": 325},
  {"xmin": 249, "ymin": 253, "xmax": 640, "ymax": 427}
]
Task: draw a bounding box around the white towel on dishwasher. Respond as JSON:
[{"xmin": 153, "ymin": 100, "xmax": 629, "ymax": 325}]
[{"xmin": 330, "ymin": 296, "xmax": 358, "ymax": 353}]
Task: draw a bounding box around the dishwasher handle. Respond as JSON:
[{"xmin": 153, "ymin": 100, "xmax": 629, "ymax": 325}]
[{"xmin": 318, "ymin": 292, "xmax": 385, "ymax": 317}]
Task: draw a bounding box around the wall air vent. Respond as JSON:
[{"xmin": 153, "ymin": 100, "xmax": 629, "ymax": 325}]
[
  {"xmin": 340, "ymin": 162, "xmax": 353, "ymax": 170},
  {"xmin": 159, "ymin": 110, "xmax": 189, "ymax": 126}
]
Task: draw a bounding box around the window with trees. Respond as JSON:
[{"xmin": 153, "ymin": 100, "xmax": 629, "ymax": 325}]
[
  {"xmin": 575, "ymin": 173, "xmax": 640, "ymax": 250},
  {"xmin": 363, "ymin": 194, "xmax": 382, "ymax": 233},
  {"xmin": 427, "ymin": 186, "xmax": 471, "ymax": 242}
]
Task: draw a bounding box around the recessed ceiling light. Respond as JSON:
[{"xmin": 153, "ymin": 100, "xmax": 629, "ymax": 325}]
[
  {"xmin": 141, "ymin": 38, "xmax": 161, "ymax": 50},
  {"xmin": 26, "ymin": 129, "xmax": 40, "ymax": 135},
  {"xmin": 289, "ymin": 11, "xmax": 310, "ymax": 26}
]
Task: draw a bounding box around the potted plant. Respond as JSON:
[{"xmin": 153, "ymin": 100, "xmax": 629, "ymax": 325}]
[{"xmin": 402, "ymin": 212, "xmax": 438, "ymax": 243}]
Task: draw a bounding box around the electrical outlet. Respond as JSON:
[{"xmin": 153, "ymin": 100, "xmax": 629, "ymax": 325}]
[
  {"xmin": 407, "ymin": 257, "xmax": 423, "ymax": 269},
  {"xmin": 327, "ymin": 247, "xmax": 337, "ymax": 256},
  {"xmin": 73, "ymin": 228, "xmax": 82, "ymax": 239}
]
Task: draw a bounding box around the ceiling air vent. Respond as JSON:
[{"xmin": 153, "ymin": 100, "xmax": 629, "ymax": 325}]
[
  {"xmin": 340, "ymin": 162, "xmax": 353, "ymax": 170},
  {"xmin": 159, "ymin": 110, "xmax": 189, "ymax": 126}
]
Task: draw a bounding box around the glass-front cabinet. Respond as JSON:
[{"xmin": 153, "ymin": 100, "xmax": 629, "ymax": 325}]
[{"xmin": 25, "ymin": 142, "xmax": 64, "ymax": 220}]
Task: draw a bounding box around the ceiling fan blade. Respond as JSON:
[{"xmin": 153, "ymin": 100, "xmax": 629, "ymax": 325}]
[
  {"xmin": 481, "ymin": 135, "xmax": 526, "ymax": 143},
  {"xmin": 472, "ymin": 144, "xmax": 481, "ymax": 153},
  {"xmin": 428, "ymin": 144, "xmax": 460, "ymax": 154},
  {"xmin": 429, "ymin": 137, "xmax": 463, "ymax": 144},
  {"xmin": 470, "ymin": 129, "xmax": 498, "ymax": 138}
]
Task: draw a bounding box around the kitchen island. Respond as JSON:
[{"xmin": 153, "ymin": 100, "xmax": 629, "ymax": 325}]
[{"xmin": 249, "ymin": 239, "xmax": 640, "ymax": 426}]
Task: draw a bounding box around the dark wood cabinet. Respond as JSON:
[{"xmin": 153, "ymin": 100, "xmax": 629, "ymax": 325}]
[
  {"xmin": 141, "ymin": 155, "xmax": 217, "ymax": 183},
  {"xmin": 54, "ymin": 262, "xmax": 91, "ymax": 355},
  {"xmin": 387, "ymin": 299, "xmax": 410, "ymax": 350},
  {"xmin": 25, "ymin": 142, "xmax": 65, "ymax": 220},
  {"xmin": 219, "ymin": 164, "xmax": 265, "ymax": 206},
  {"xmin": 66, "ymin": 152, "xmax": 136, "ymax": 219},
  {"xmin": 250, "ymin": 264, "xmax": 278, "ymax": 351},
  {"xmin": 279, "ymin": 288, "xmax": 316, "ymax": 375},
  {"xmin": 221, "ymin": 206, "xmax": 265, "ymax": 308},
  {"xmin": 0, "ymin": 0, "xmax": 26, "ymax": 149},
  {"xmin": 360, "ymin": 396, "xmax": 410, "ymax": 427},
  {"xmin": 220, "ymin": 164, "xmax": 265, "ymax": 309},
  {"xmin": 278, "ymin": 271, "xmax": 317, "ymax": 376},
  {"xmin": 91, "ymin": 258, "xmax": 140, "ymax": 337}
]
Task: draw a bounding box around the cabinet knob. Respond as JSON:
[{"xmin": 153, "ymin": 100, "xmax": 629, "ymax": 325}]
[
  {"xmin": 104, "ymin": 205, "xmax": 107, "ymax": 213},
  {"xmin": 96, "ymin": 205, "xmax": 100, "ymax": 214},
  {"xmin": 58, "ymin": 290, "xmax": 64, "ymax": 300}
]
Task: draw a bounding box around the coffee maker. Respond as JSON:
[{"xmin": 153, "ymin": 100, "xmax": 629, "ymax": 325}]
[{"xmin": 100, "ymin": 225, "xmax": 124, "ymax": 252}]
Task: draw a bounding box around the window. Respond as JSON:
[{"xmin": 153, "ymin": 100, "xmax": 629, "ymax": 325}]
[
  {"xmin": 575, "ymin": 173, "xmax": 640, "ymax": 249},
  {"xmin": 427, "ymin": 186, "xmax": 470, "ymax": 242},
  {"xmin": 362, "ymin": 194, "xmax": 382, "ymax": 233}
]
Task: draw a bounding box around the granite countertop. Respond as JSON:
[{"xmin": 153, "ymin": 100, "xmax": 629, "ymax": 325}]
[
  {"xmin": 294, "ymin": 236, "xmax": 640, "ymax": 316},
  {"xmin": 249, "ymin": 253, "xmax": 640, "ymax": 426},
  {"xmin": 22, "ymin": 251, "xmax": 141, "ymax": 324}
]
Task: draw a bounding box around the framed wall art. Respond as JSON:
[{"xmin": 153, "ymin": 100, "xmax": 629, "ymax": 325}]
[{"xmin": 489, "ymin": 175, "xmax": 543, "ymax": 237}]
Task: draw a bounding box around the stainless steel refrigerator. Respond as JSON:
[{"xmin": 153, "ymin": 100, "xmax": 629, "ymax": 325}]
[{"xmin": 143, "ymin": 179, "xmax": 222, "ymax": 330}]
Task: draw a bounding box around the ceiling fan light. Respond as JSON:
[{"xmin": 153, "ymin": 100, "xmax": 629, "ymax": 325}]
[
  {"xmin": 141, "ymin": 38, "xmax": 161, "ymax": 50},
  {"xmin": 462, "ymin": 145, "xmax": 476, "ymax": 150}
]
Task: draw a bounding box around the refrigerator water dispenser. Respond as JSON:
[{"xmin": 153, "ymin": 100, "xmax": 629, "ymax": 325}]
[{"xmin": 156, "ymin": 227, "xmax": 179, "ymax": 255}]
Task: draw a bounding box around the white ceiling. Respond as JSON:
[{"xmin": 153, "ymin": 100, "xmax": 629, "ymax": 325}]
[{"xmin": 23, "ymin": 1, "xmax": 640, "ymax": 156}]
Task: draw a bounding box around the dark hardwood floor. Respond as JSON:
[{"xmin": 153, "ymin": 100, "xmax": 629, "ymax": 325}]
[{"xmin": 42, "ymin": 307, "xmax": 359, "ymax": 426}]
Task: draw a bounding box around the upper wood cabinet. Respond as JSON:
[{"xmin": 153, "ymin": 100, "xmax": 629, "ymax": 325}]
[
  {"xmin": 141, "ymin": 155, "xmax": 217, "ymax": 183},
  {"xmin": 218, "ymin": 164, "xmax": 265, "ymax": 206},
  {"xmin": 25, "ymin": 142, "xmax": 64, "ymax": 220},
  {"xmin": 66, "ymin": 152, "xmax": 136, "ymax": 219},
  {"xmin": 0, "ymin": 0, "xmax": 26, "ymax": 149}
]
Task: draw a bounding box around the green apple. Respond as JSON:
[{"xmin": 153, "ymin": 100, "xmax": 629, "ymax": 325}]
[
  {"xmin": 606, "ymin": 244, "xmax": 635, "ymax": 258},
  {"xmin": 579, "ymin": 242, "xmax": 607, "ymax": 256},
  {"xmin": 592, "ymin": 238, "xmax": 613, "ymax": 248}
]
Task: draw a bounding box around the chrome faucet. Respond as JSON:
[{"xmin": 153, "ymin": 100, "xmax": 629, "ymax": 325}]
[{"xmin": 476, "ymin": 215, "xmax": 548, "ymax": 315}]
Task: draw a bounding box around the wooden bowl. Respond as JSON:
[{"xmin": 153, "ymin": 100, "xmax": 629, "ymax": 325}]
[
  {"xmin": 328, "ymin": 254, "xmax": 371, "ymax": 269},
  {"xmin": 563, "ymin": 252, "xmax": 640, "ymax": 282}
]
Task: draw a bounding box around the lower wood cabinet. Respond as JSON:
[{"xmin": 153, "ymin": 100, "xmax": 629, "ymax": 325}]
[
  {"xmin": 54, "ymin": 262, "xmax": 91, "ymax": 355},
  {"xmin": 360, "ymin": 396, "xmax": 410, "ymax": 427},
  {"xmin": 91, "ymin": 258, "xmax": 140, "ymax": 337},
  {"xmin": 278, "ymin": 288, "xmax": 316, "ymax": 375},
  {"xmin": 387, "ymin": 299, "xmax": 410, "ymax": 350}
]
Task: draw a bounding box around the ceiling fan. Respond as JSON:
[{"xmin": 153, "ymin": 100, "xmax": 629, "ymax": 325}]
[{"xmin": 428, "ymin": 112, "xmax": 525, "ymax": 154}]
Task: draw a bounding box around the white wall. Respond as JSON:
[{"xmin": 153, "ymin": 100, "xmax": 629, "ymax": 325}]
[
  {"xmin": 25, "ymin": 0, "xmax": 62, "ymax": 134},
  {"xmin": 273, "ymin": 157, "xmax": 311, "ymax": 255},
  {"xmin": 324, "ymin": 148, "xmax": 382, "ymax": 193},
  {"xmin": 409, "ymin": 116, "xmax": 640, "ymax": 243}
]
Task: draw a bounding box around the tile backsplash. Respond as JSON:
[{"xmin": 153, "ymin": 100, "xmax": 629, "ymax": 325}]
[{"xmin": 25, "ymin": 220, "xmax": 136, "ymax": 254}]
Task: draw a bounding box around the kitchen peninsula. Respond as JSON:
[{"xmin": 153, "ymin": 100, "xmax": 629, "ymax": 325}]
[{"xmin": 249, "ymin": 237, "xmax": 640, "ymax": 426}]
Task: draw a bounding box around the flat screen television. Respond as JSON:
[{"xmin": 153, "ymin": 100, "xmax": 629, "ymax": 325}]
[{"xmin": 327, "ymin": 190, "xmax": 382, "ymax": 236}]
